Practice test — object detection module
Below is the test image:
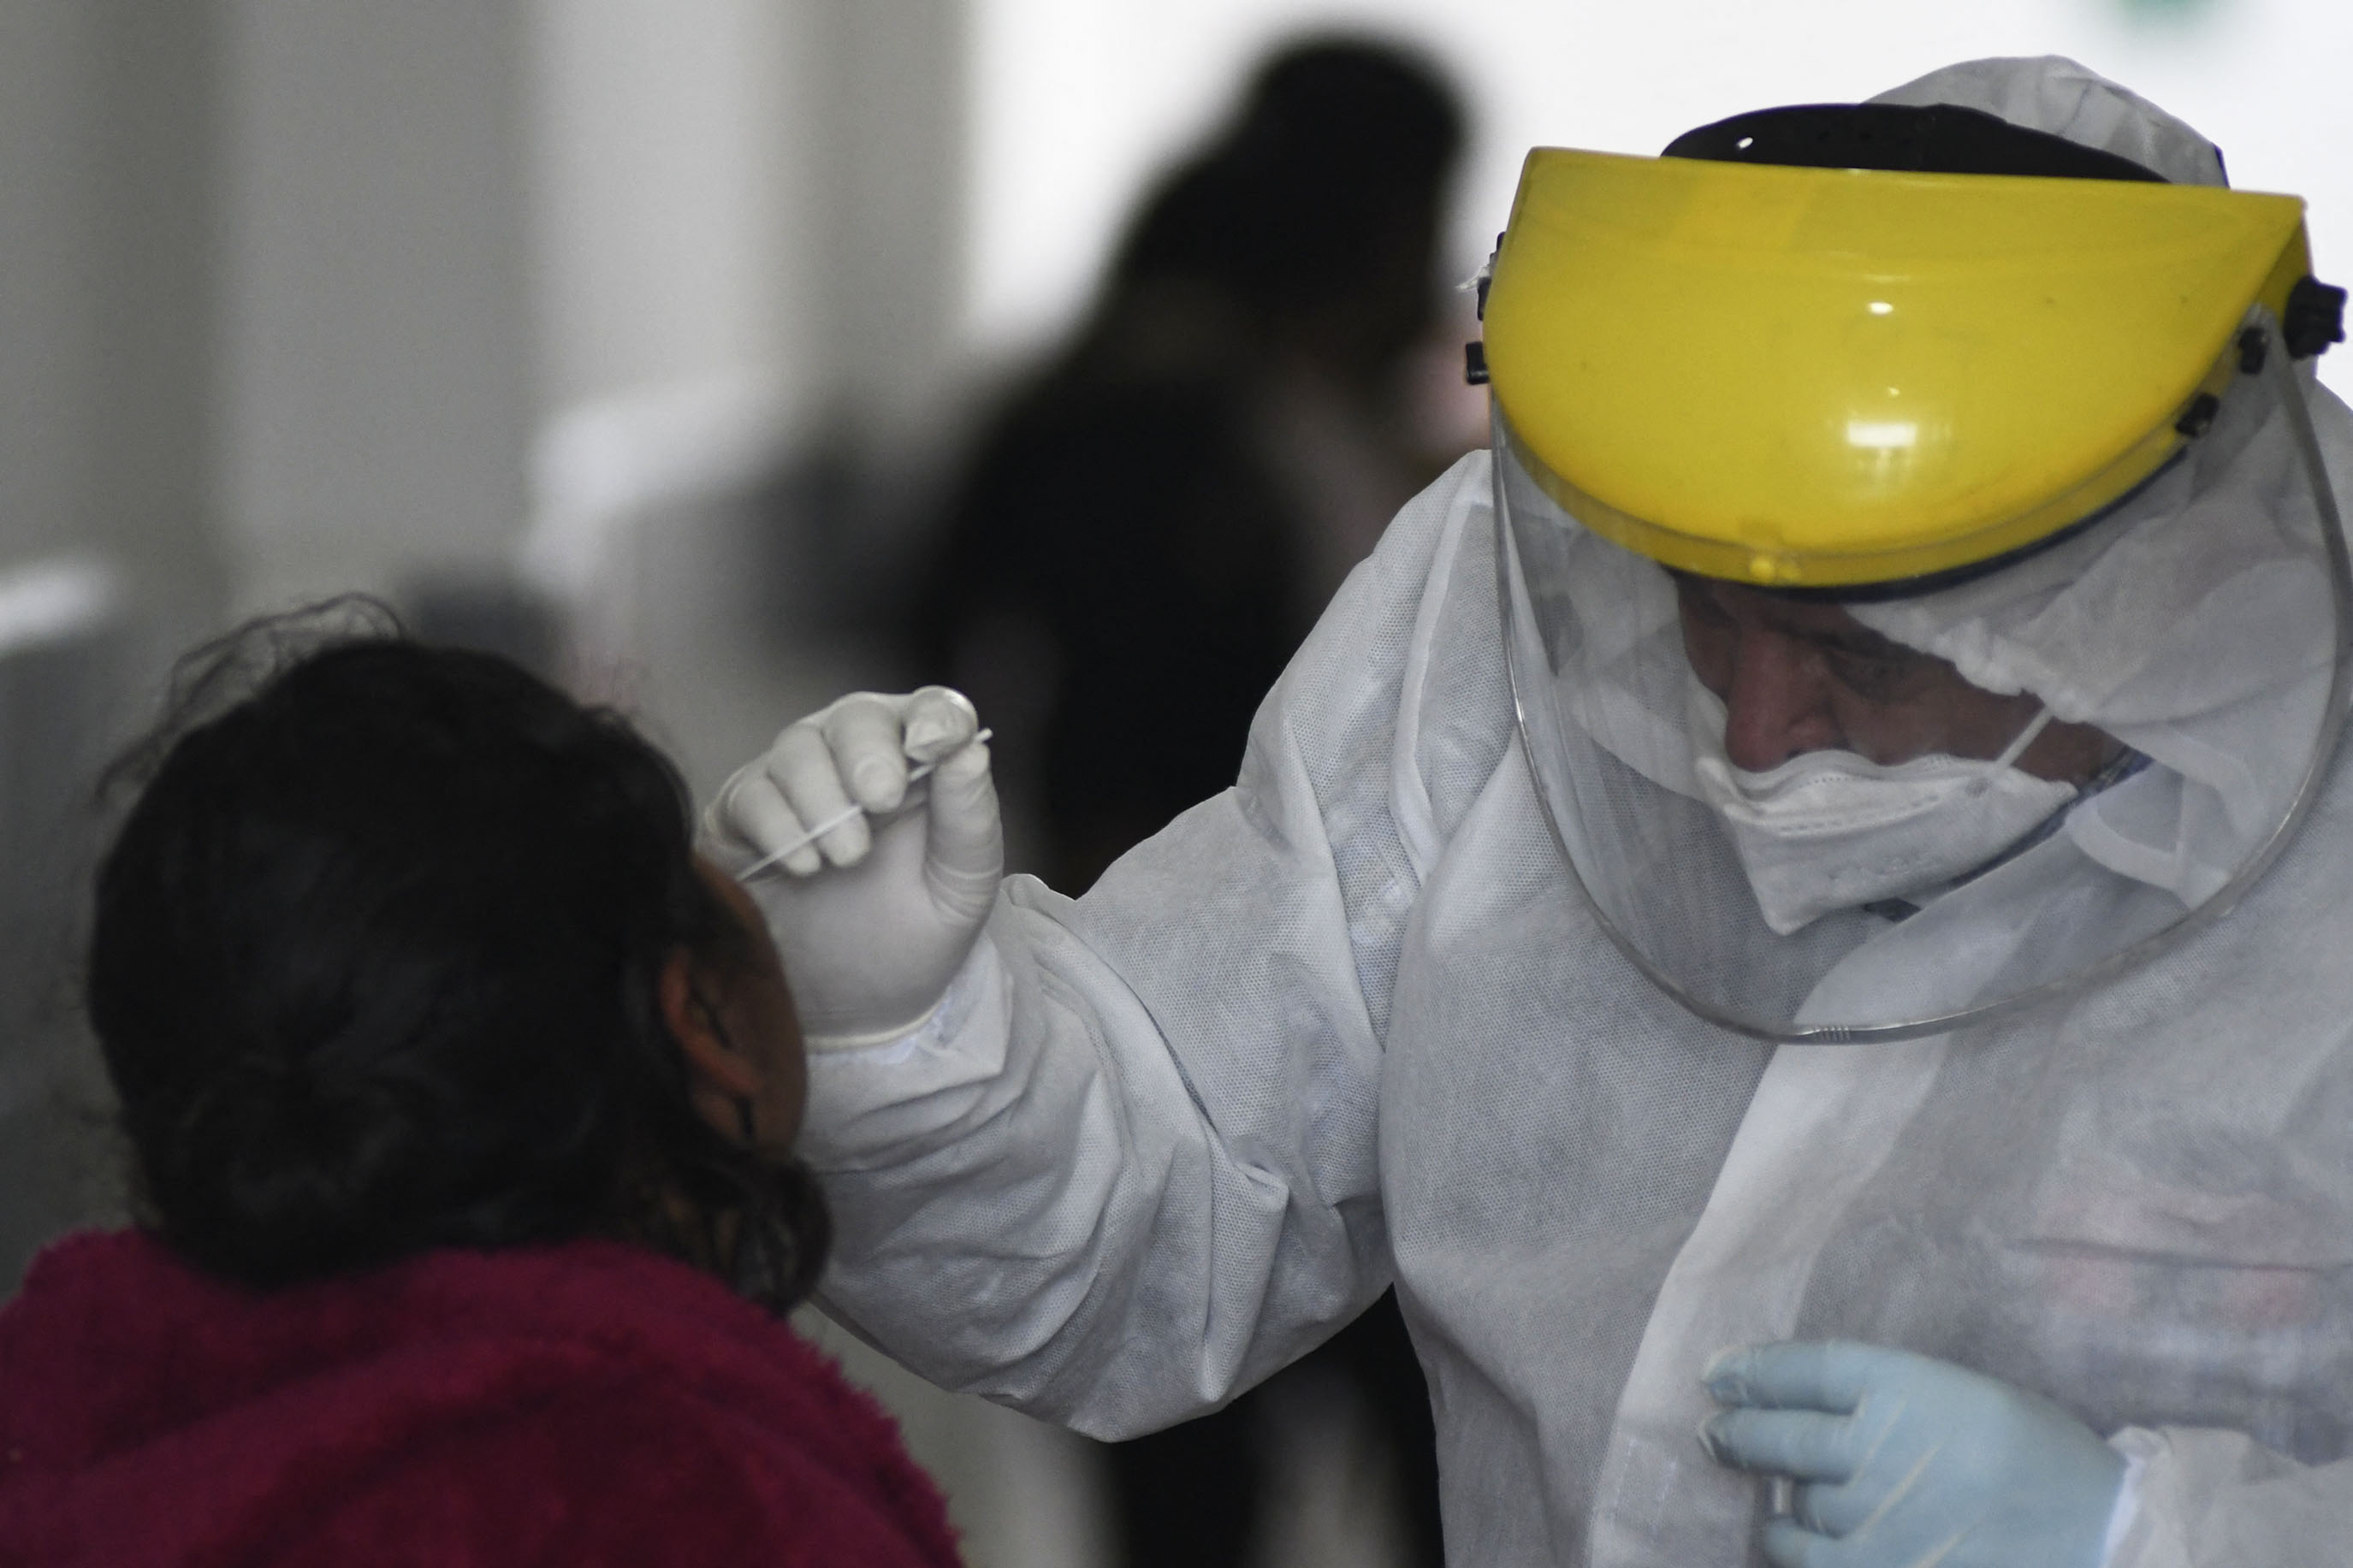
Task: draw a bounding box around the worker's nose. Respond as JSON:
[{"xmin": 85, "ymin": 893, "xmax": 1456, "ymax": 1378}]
[{"xmin": 1721, "ymin": 630, "xmax": 1842, "ymax": 772}]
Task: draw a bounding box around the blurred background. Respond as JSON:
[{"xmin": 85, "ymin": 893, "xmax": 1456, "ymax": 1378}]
[{"xmin": 3, "ymin": 1, "xmax": 2349, "ymax": 1564}]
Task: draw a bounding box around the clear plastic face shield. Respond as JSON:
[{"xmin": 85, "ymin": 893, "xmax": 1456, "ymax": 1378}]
[{"xmin": 1486, "ymin": 141, "xmax": 2353, "ymax": 1043}]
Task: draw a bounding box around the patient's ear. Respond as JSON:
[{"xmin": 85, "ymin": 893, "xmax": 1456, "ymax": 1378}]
[{"xmin": 660, "ymin": 948, "xmax": 761, "ymax": 1136}]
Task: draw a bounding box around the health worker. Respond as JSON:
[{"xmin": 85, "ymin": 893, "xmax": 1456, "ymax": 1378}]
[{"xmin": 704, "ymin": 57, "xmax": 2353, "ymax": 1568}]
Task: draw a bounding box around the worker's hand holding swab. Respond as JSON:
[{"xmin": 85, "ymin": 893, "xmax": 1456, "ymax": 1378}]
[
  {"xmin": 734, "ymin": 731, "xmax": 990, "ymax": 880},
  {"xmin": 701, "ymin": 687, "xmax": 1002, "ymax": 1048}
]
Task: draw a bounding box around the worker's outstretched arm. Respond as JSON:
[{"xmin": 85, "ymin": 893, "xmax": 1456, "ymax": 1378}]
[{"xmin": 702, "ymin": 457, "xmax": 1501, "ymax": 1438}]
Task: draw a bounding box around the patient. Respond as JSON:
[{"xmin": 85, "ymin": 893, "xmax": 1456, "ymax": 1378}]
[{"xmin": 0, "ymin": 611, "xmax": 962, "ymax": 1567}]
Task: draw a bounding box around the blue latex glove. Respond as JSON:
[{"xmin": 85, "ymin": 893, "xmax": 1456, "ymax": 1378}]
[{"xmin": 1700, "ymin": 1340, "xmax": 2125, "ymax": 1568}]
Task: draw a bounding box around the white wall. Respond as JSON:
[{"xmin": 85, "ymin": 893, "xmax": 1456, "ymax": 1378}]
[
  {"xmin": 217, "ymin": 0, "xmax": 538, "ymax": 612},
  {"xmin": 530, "ymin": 0, "xmax": 966, "ymax": 447},
  {"xmin": 524, "ymin": 0, "xmax": 969, "ymax": 638},
  {"xmin": 0, "ymin": 2, "xmax": 224, "ymax": 627},
  {"xmin": 530, "ymin": 0, "xmax": 806, "ymax": 418},
  {"xmin": 796, "ymin": 0, "xmax": 970, "ymax": 447},
  {"xmin": 968, "ymin": 0, "xmax": 2353, "ymax": 394},
  {"xmin": 0, "ymin": 0, "xmax": 972, "ymax": 626},
  {"xmin": 0, "ymin": 5, "xmax": 109, "ymax": 573}
]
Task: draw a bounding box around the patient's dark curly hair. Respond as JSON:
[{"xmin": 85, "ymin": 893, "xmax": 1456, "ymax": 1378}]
[{"xmin": 87, "ymin": 604, "xmax": 827, "ymax": 1311}]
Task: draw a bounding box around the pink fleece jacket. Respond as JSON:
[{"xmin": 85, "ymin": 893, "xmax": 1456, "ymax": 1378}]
[{"xmin": 0, "ymin": 1230, "xmax": 962, "ymax": 1566}]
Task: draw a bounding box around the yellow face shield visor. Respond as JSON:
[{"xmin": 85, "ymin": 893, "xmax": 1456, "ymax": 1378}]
[{"xmin": 1482, "ymin": 148, "xmax": 2334, "ymax": 589}]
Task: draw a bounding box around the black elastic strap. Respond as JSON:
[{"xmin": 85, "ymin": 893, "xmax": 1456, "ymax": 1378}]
[{"xmin": 1663, "ymin": 103, "xmax": 2168, "ymax": 184}]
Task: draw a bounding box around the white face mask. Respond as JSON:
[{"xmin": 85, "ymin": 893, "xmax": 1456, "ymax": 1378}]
[{"xmin": 1686, "ymin": 684, "xmax": 2080, "ymax": 935}]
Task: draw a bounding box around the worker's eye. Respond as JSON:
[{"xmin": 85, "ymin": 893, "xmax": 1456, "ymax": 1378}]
[
  {"xmin": 1823, "ymin": 644, "xmax": 1936, "ymax": 702},
  {"xmin": 1673, "ymin": 577, "xmax": 1732, "ymax": 626}
]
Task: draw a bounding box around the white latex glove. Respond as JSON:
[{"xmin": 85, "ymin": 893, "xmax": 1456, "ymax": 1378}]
[{"xmin": 700, "ymin": 686, "xmax": 1001, "ymax": 1047}]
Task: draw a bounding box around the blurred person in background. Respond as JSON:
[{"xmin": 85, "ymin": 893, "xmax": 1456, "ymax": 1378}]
[
  {"xmin": 0, "ymin": 615, "xmax": 962, "ymax": 1568},
  {"xmin": 909, "ymin": 35, "xmax": 1468, "ymax": 1568},
  {"xmin": 916, "ymin": 35, "xmax": 1475, "ymax": 894}
]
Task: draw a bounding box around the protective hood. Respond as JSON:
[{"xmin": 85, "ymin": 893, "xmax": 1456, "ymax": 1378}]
[{"xmin": 1869, "ymin": 55, "xmax": 2226, "ymax": 187}]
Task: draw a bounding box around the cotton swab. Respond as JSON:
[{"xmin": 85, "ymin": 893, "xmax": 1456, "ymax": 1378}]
[{"xmin": 736, "ymin": 730, "xmax": 991, "ymax": 880}]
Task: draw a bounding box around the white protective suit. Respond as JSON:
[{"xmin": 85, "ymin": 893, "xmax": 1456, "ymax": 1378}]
[{"xmin": 794, "ymin": 60, "xmax": 2353, "ymax": 1565}]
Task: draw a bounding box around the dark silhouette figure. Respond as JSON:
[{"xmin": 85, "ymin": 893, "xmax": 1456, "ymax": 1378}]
[{"xmin": 912, "ymin": 36, "xmax": 1469, "ymax": 1568}]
